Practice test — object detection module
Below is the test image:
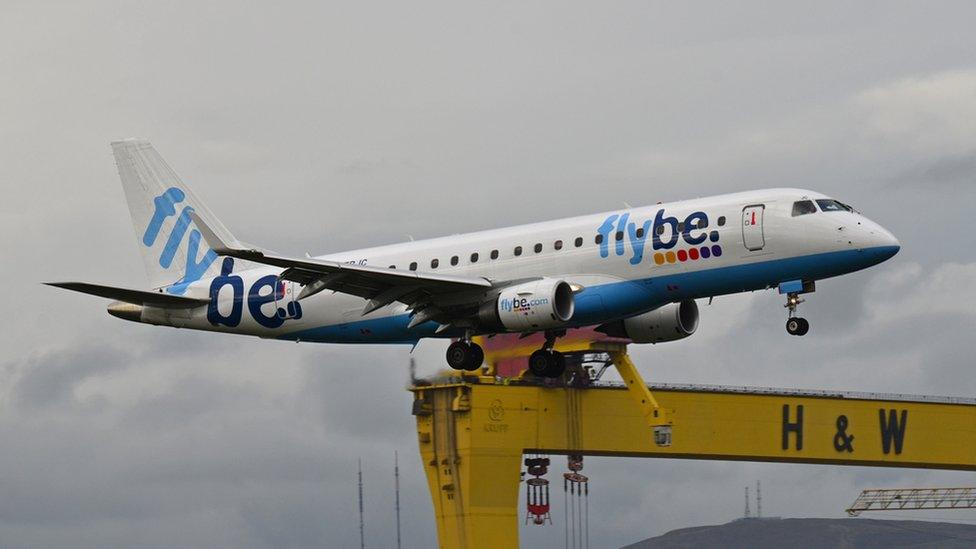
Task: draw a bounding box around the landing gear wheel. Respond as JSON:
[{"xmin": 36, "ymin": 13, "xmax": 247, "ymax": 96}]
[
  {"xmin": 786, "ymin": 317, "xmax": 809, "ymax": 336},
  {"xmin": 544, "ymin": 351, "xmax": 566, "ymax": 378},
  {"xmin": 446, "ymin": 341, "xmax": 470, "ymax": 370},
  {"xmin": 446, "ymin": 341, "xmax": 484, "ymax": 371},
  {"xmin": 464, "ymin": 343, "xmax": 484, "ymax": 371},
  {"xmin": 528, "ymin": 350, "xmax": 566, "ymax": 378},
  {"xmin": 528, "ymin": 350, "xmax": 551, "ymax": 377},
  {"xmin": 796, "ymin": 317, "xmax": 809, "ymax": 336}
]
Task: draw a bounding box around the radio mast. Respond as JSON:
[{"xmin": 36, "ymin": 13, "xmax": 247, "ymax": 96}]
[
  {"xmin": 395, "ymin": 452, "xmax": 402, "ymax": 549},
  {"xmin": 756, "ymin": 480, "xmax": 762, "ymax": 518},
  {"xmin": 358, "ymin": 459, "xmax": 365, "ymax": 549}
]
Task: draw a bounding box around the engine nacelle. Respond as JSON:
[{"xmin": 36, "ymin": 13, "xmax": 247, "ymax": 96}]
[
  {"xmin": 479, "ymin": 279, "xmax": 575, "ymax": 332},
  {"xmin": 597, "ymin": 300, "xmax": 699, "ymax": 343}
]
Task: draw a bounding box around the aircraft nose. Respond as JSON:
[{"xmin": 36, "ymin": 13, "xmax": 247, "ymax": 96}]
[
  {"xmin": 882, "ymin": 229, "xmax": 900, "ymax": 255},
  {"xmin": 862, "ymin": 220, "xmax": 900, "ymax": 261}
]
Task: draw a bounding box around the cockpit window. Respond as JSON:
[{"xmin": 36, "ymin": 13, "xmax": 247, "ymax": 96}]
[
  {"xmin": 792, "ymin": 200, "xmax": 817, "ymax": 216},
  {"xmin": 816, "ymin": 199, "xmax": 853, "ymax": 213}
]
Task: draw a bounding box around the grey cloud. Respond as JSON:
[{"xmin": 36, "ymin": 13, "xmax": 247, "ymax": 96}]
[
  {"xmin": 886, "ymin": 151, "xmax": 976, "ymax": 188},
  {"xmin": 11, "ymin": 344, "xmax": 130, "ymax": 411},
  {"xmin": 4, "ymin": 1, "xmax": 976, "ymax": 547}
]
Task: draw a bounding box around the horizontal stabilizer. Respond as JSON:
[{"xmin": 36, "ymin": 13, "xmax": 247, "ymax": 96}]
[{"xmin": 45, "ymin": 282, "xmax": 210, "ymax": 308}]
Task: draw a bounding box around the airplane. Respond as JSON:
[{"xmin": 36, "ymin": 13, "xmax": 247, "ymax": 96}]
[{"xmin": 48, "ymin": 139, "xmax": 900, "ymax": 378}]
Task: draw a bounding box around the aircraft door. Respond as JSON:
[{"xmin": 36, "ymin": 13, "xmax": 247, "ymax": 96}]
[{"xmin": 742, "ymin": 204, "xmax": 765, "ymax": 251}]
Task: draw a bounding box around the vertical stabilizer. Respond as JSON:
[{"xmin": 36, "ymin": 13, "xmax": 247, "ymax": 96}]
[{"xmin": 111, "ymin": 139, "xmax": 237, "ymax": 294}]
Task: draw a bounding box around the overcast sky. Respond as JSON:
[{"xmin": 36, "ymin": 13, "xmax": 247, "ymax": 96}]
[{"xmin": 3, "ymin": 1, "xmax": 976, "ymax": 547}]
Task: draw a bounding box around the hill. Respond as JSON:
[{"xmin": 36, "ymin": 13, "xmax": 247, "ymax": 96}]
[{"xmin": 621, "ymin": 518, "xmax": 976, "ymax": 549}]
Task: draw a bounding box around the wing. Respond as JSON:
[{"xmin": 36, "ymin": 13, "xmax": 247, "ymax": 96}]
[{"xmin": 190, "ymin": 212, "xmax": 496, "ymax": 326}]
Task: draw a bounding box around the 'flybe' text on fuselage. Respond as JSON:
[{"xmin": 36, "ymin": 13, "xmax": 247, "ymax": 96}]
[
  {"xmin": 596, "ymin": 209, "xmax": 722, "ymax": 266},
  {"xmin": 207, "ymin": 258, "xmax": 303, "ymax": 328}
]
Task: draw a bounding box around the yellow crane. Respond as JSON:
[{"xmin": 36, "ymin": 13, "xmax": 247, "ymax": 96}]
[{"xmin": 411, "ymin": 344, "xmax": 976, "ymax": 548}]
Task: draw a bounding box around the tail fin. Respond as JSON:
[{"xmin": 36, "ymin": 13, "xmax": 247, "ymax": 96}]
[{"xmin": 111, "ymin": 139, "xmax": 237, "ymax": 294}]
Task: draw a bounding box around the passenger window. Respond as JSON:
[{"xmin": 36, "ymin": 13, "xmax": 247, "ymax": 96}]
[
  {"xmin": 656, "ymin": 225, "xmax": 665, "ymax": 235},
  {"xmin": 534, "ymin": 243, "xmax": 542, "ymax": 253},
  {"xmin": 574, "ymin": 237, "xmax": 583, "ymax": 247},
  {"xmin": 554, "ymin": 240, "xmax": 563, "ymax": 250},
  {"xmin": 792, "ymin": 200, "xmax": 818, "ymax": 216},
  {"xmin": 490, "ymin": 249, "xmax": 499, "ymax": 260},
  {"xmin": 450, "ymin": 255, "xmax": 459, "ymax": 266},
  {"xmin": 409, "ymin": 262, "xmax": 417, "ymax": 271},
  {"xmin": 431, "ymin": 258, "xmax": 439, "ymax": 269},
  {"xmin": 615, "ymin": 231, "xmax": 624, "ymax": 241},
  {"xmin": 677, "ymin": 222, "xmax": 685, "ymax": 232},
  {"xmin": 514, "ymin": 246, "xmax": 522, "ymax": 256},
  {"xmin": 594, "ymin": 234, "xmax": 603, "ymax": 244},
  {"xmin": 470, "ymin": 252, "xmax": 479, "ymax": 263},
  {"xmin": 636, "ymin": 227, "xmax": 645, "ymax": 238},
  {"xmin": 718, "ymin": 216, "xmax": 726, "ymax": 226}
]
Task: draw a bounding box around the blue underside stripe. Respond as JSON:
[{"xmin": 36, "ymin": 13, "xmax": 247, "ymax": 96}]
[{"xmin": 279, "ymin": 246, "xmax": 899, "ymax": 344}]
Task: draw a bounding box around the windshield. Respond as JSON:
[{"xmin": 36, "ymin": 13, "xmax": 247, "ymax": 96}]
[
  {"xmin": 816, "ymin": 199, "xmax": 854, "ymax": 213},
  {"xmin": 792, "ymin": 200, "xmax": 818, "ymax": 216}
]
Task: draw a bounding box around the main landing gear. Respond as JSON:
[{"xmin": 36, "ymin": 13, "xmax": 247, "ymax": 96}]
[
  {"xmin": 784, "ymin": 292, "xmax": 810, "ymax": 336},
  {"xmin": 528, "ymin": 330, "xmax": 567, "ymax": 379},
  {"xmin": 446, "ymin": 338, "xmax": 484, "ymax": 372}
]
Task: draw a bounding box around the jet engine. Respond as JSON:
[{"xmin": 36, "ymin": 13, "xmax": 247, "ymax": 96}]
[
  {"xmin": 478, "ymin": 278, "xmax": 575, "ymax": 331},
  {"xmin": 597, "ymin": 300, "xmax": 699, "ymax": 343}
]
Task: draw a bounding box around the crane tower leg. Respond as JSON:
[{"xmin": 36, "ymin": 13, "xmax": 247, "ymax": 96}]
[
  {"xmin": 609, "ymin": 351, "xmax": 673, "ymax": 446},
  {"xmin": 415, "ymin": 386, "xmax": 522, "ymax": 549}
]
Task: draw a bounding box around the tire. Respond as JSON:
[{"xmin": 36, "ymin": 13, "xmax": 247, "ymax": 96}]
[
  {"xmin": 786, "ymin": 318, "xmax": 801, "ymax": 335},
  {"xmin": 464, "ymin": 343, "xmax": 484, "ymax": 371},
  {"xmin": 796, "ymin": 317, "xmax": 810, "ymax": 336},
  {"xmin": 528, "ymin": 350, "xmax": 550, "ymax": 377},
  {"xmin": 544, "ymin": 351, "xmax": 566, "ymax": 378},
  {"xmin": 446, "ymin": 341, "xmax": 471, "ymax": 370}
]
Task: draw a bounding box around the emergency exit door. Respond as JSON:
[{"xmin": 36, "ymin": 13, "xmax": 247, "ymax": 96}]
[{"xmin": 742, "ymin": 204, "xmax": 765, "ymax": 251}]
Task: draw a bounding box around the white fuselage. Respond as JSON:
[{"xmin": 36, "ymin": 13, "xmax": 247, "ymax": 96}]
[{"xmin": 137, "ymin": 188, "xmax": 899, "ymax": 344}]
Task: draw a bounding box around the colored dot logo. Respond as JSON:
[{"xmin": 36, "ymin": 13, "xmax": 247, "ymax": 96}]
[{"xmin": 653, "ymin": 245, "xmax": 722, "ymax": 265}]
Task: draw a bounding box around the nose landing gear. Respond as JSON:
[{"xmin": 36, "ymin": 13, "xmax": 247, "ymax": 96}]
[{"xmin": 784, "ymin": 292, "xmax": 810, "ymax": 336}]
